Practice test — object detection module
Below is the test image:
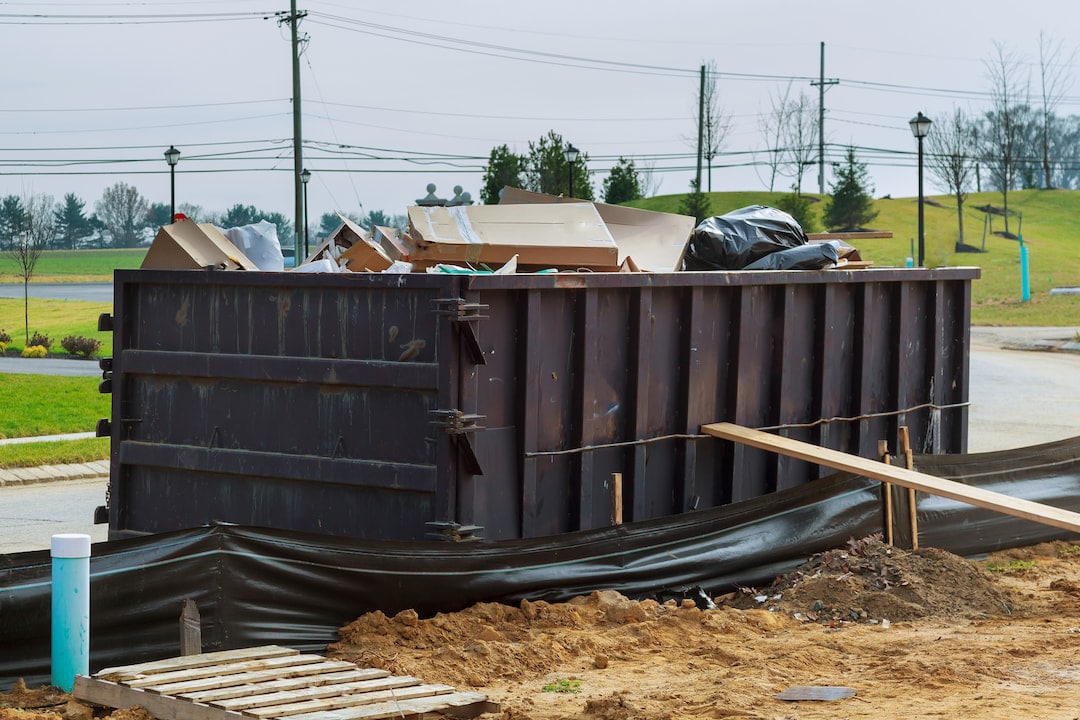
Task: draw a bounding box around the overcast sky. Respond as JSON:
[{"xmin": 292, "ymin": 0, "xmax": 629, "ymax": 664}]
[{"xmin": 3, "ymin": 0, "xmax": 1080, "ymax": 235}]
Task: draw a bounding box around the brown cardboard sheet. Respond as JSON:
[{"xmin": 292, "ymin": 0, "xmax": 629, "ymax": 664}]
[
  {"xmin": 141, "ymin": 219, "xmax": 258, "ymax": 271},
  {"xmin": 497, "ymin": 186, "xmax": 694, "ymax": 271},
  {"xmin": 406, "ymin": 203, "xmax": 619, "ymax": 268}
]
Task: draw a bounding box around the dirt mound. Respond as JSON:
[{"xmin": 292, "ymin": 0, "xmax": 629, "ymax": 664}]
[{"xmin": 725, "ymin": 534, "xmax": 1017, "ymax": 624}]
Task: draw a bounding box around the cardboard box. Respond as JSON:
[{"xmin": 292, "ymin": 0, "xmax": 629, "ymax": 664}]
[
  {"xmin": 336, "ymin": 217, "xmax": 394, "ymax": 272},
  {"xmin": 407, "ymin": 203, "xmax": 619, "ymax": 268},
  {"xmin": 497, "ymin": 187, "xmax": 695, "ymax": 272},
  {"xmin": 141, "ymin": 218, "xmax": 258, "ymax": 271},
  {"xmin": 372, "ymin": 225, "xmax": 410, "ymax": 261}
]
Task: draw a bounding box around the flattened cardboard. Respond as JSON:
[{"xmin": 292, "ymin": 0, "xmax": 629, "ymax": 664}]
[
  {"xmin": 407, "ymin": 203, "xmax": 618, "ymax": 268},
  {"xmin": 141, "ymin": 218, "xmax": 258, "ymax": 271},
  {"xmin": 497, "ymin": 186, "xmax": 694, "ymax": 272}
]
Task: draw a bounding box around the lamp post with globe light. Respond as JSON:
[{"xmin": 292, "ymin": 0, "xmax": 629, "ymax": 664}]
[{"xmin": 908, "ymin": 113, "xmax": 932, "ymax": 267}]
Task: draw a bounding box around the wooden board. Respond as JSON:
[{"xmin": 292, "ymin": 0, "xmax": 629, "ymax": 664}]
[
  {"xmin": 75, "ymin": 646, "xmax": 498, "ymax": 720},
  {"xmin": 702, "ymin": 422, "xmax": 1080, "ymax": 535}
]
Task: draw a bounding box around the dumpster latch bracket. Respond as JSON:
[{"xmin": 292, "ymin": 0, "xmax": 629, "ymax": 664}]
[
  {"xmin": 425, "ymin": 521, "xmax": 484, "ymax": 542},
  {"xmin": 433, "ymin": 297, "xmax": 487, "ymax": 366},
  {"xmin": 430, "ymin": 409, "xmax": 485, "ymax": 476}
]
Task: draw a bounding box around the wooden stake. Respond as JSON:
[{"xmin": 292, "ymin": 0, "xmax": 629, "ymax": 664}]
[
  {"xmin": 611, "ymin": 473, "xmax": 623, "ymax": 526},
  {"xmin": 899, "ymin": 426, "xmax": 918, "ymax": 550},
  {"xmin": 180, "ymin": 599, "xmax": 202, "ymax": 656},
  {"xmin": 877, "ymin": 440, "xmax": 894, "ymax": 546}
]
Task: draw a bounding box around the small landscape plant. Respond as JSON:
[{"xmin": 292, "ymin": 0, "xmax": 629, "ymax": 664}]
[
  {"xmin": 61, "ymin": 335, "xmax": 102, "ymax": 358},
  {"xmin": 28, "ymin": 331, "xmax": 51, "ymax": 350},
  {"xmin": 21, "ymin": 345, "xmax": 48, "ymax": 359},
  {"xmin": 0, "ymin": 328, "xmax": 10, "ymax": 345},
  {"xmin": 985, "ymin": 559, "xmax": 1037, "ymax": 573},
  {"xmin": 1058, "ymin": 544, "xmax": 1080, "ymax": 557},
  {"xmin": 542, "ymin": 679, "xmax": 582, "ymax": 694}
]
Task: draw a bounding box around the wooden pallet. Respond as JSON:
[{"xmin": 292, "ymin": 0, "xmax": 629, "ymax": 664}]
[{"xmin": 73, "ymin": 645, "xmax": 499, "ymax": 720}]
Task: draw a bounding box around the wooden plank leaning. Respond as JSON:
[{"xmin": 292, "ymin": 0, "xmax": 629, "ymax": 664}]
[{"xmin": 701, "ymin": 422, "xmax": 1080, "ymax": 535}]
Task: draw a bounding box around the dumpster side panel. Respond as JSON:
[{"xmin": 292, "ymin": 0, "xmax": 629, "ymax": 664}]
[
  {"xmin": 110, "ymin": 271, "xmax": 455, "ymax": 541},
  {"xmin": 109, "ymin": 268, "xmax": 978, "ymax": 542}
]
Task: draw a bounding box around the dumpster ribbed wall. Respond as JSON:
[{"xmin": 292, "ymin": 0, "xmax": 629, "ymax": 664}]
[{"xmin": 107, "ymin": 267, "xmax": 977, "ymax": 542}]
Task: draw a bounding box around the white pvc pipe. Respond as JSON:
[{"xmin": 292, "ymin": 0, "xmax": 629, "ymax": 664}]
[{"xmin": 51, "ymin": 533, "xmax": 91, "ymax": 691}]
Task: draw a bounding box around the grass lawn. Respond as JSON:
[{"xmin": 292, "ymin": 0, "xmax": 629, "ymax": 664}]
[
  {"xmin": 0, "ymin": 374, "xmax": 109, "ymax": 440},
  {"xmin": 630, "ymin": 188, "xmax": 1080, "ymax": 326},
  {"xmin": 0, "ymin": 437, "xmax": 110, "ymax": 470},
  {"xmin": 0, "ymin": 248, "xmax": 145, "ymax": 283},
  {"xmin": 0, "ymin": 298, "xmax": 113, "ymax": 356}
]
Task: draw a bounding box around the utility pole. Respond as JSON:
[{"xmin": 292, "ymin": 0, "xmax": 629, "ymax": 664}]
[
  {"xmin": 696, "ymin": 64, "xmax": 705, "ymax": 191},
  {"xmin": 810, "ymin": 42, "xmax": 838, "ymax": 195},
  {"xmin": 282, "ymin": 1, "xmax": 307, "ymax": 264}
]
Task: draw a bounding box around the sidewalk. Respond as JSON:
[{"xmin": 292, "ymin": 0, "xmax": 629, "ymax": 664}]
[{"xmin": 0, "ymin": 459, "xmax": 109, "ymax": 486}]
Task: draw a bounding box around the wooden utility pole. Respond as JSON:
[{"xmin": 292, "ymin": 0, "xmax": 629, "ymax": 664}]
[
  {"xmin": 811, "ymin": 42, "xmax": 838, "ymax": 195},
  {"xmin": 696, "ymin": 64, "xmax": 705, "ymax": 191},
  {"xmin": 288, "ymin": 1, "xmax": 306, "ymax": 264}
]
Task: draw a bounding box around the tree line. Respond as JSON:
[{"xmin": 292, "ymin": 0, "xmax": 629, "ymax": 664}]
[{"xmin": 0, "ymin": 182, "xmax": 296, "ymax": 252}]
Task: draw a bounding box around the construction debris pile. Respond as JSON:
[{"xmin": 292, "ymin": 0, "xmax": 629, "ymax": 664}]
[
  {"xmin": 141, "ymin": 190, "xmax": 868, "ymax": 274},
  {"xmin": 725, "ymin": 534, "xmax": 1015, "ymax": 625}
]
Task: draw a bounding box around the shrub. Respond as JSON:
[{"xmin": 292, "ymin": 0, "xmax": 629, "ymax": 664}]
[
  {"xmin": 0, "ymin": 342, "xmax": 6, "ymax": 353},
  {"xmin": 0, "ymin": 329, "xmax": 10, "ymax": 344},
  {"xmin": 28, "ymin": 331, "xmax": 52, "ymax": 350},
  {"xmin": 21, "ymin": 345, "xmax": 48, "ymax": 358},
  {"xmin": 61, "ymin": 335, "xmax": 102, "ymax": 358},
  {"xmin": 775, "ymin": 192, "xmax": 820, "ymax": 233}
]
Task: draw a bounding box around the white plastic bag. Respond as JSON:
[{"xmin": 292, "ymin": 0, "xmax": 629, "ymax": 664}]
[{"xmin": 222, "ymin": 220, "xmax": 286, "ymax": 271}]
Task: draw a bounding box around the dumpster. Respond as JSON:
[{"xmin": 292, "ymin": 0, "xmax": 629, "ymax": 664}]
[{"xmin": 101, "ymin": 266, "xmax": 979, "ymax": 541}]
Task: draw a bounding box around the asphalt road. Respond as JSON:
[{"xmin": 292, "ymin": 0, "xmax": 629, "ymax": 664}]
[
  {"xmin": 0, "ymin": 282, "xmax": 112, "ymax": 302},
  {"xmin": 0, "ymin": 477, "xmax": 108, "ymax": 554}
]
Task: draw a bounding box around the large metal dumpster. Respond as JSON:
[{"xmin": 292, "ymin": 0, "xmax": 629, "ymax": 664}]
[{"xmin": 102, "ymin": 266, "xmax": 979, "ymax": 541}]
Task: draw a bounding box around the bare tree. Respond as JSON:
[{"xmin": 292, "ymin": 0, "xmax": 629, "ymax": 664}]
[
  {"xmin": 778, "ymin": 90, "xmax": 819, "ymax": 195},
  {"xmin": 95, "ymin": 182, "xmax": 149, "ymax": 248},
  {"xmin": 687, "ymin": 60, "xmax": 732, "ymax": 193},
  {"xmin": 982, "ymin": 41, "xmax": 1029, "ymax": 235},
  {"xmin": 7, "ymin": 194, "xmax": 56, "ymax": 344},
  {"xmin": 926, "ymin": 108, "xmax": 977, "ymax": 246},
  {"xmin": 635, "ymin": 157, "xmax": 664, "ymax": 198},
  {"xmin": 1037, "ymin": 32, "xmax": 1076, "ymax": 189},
  {"xmin": 758, "ymin": 82, "xmax": 795, "ymax": 191}
]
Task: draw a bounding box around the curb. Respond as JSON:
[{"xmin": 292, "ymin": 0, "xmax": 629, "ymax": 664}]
[{"xmin": 0, "ymin": 460, "xmax": 109, "ymax": 487}]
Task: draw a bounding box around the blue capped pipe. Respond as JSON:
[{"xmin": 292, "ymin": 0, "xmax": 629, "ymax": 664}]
[
  {"xmin": 1019, "ymin": 234, "xmax": 1030, "ymax": 302},
  {"xmin": 51, "ymin": 533, "xmax": 90, "ymax": 691}
]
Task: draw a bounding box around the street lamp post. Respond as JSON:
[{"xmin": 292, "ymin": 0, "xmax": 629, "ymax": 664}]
[
  {"xmin": 909, "ymin": 112, "xmax": 932, "ymax": 267},
  {"xmin": 164, "ymin": 145, "xmax": 180, "ymax": 222},
  {"xmin": 300, "ymin": 168, "xmax": 311, "ymax": 259},
  {"xmin": 563, "ymin": 143, "xmax": 579, "ymax": 198}
]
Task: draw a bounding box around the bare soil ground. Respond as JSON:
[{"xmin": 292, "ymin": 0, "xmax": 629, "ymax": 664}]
[{"xmin": 5, "ymin": 538, "xmax": 1080, "ymax": 720}]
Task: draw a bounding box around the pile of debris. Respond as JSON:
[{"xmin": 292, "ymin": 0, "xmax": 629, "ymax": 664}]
[
  {"xmin": 724, "ymin": 534, "xmax": 1016, "ymax": 625},
  {"xmin": 141, "ymin": 190, "xmax": 868, "ymax": 275}
]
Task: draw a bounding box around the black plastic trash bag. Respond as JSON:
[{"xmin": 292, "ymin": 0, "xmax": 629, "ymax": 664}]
[
  {"xmin": 681, "ymin": 205, "xmax": 810, "ymax": 270},
  {"xmin": 743, "ymin": 241, "xmax": 839, "ymax": 270}
]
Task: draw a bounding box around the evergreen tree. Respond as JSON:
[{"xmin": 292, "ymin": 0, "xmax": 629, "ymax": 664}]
[
  {"xmin": 678, "ymin": 179, "xmax": 710, "ymax": 224},
  {"xmin": 524, "ymin": 130, "xmax": 593, "ymax": 200},
  {"xmin": 823, "ymin": 147, "xmax": 878, "ymax": 231},
  {"xmin": 774, "ymin": 188, "xmax": 819, "ymax": 233},
  {"xmin": 53, "ymin": 193, "xmax": 94, "ymax": 249},
  {"xmin": 479, "ymin": 145, "xmax": 525, "ymax": 204},
  {"xmin": 602, "ymin": 157, "xmax": 644, "ymax": 204},
  {"xmin": 0, "ymin": 195, "xmax": 27, "ymax": 251},
  {"xmin": 145, "ymin": 202, "xmax": 173, "ymax": 229}
]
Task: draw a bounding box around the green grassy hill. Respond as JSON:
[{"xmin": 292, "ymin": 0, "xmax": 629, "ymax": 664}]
[{"xmin": 630, "ymin": 189, "xmax": 1080, "ymax": 326}]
